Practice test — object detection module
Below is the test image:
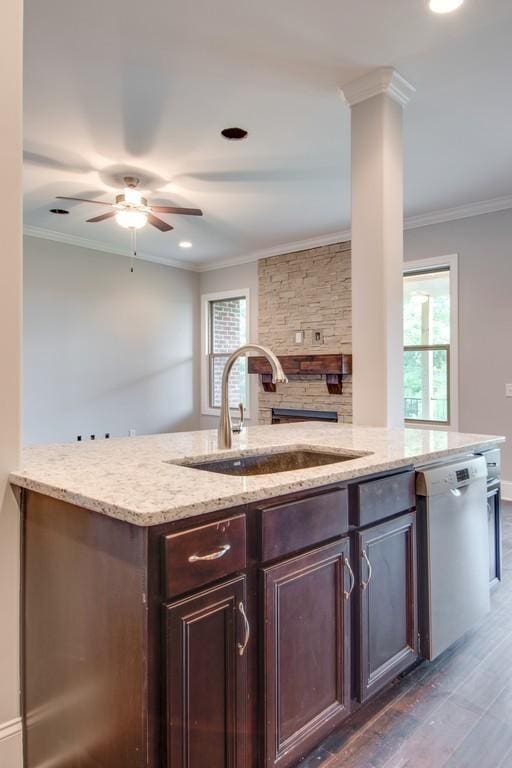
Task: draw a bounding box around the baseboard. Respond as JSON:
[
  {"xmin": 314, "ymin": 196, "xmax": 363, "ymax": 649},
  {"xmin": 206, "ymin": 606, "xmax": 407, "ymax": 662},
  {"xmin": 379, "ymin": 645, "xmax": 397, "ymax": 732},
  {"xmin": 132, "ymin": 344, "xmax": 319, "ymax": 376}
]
[
  {"xmin": 501, "ymin": 480, "xmax": 512, "ymax": 501},
  {"xmin": 0, "ymin": 717, "xmax": 23, "ymax": 766}
]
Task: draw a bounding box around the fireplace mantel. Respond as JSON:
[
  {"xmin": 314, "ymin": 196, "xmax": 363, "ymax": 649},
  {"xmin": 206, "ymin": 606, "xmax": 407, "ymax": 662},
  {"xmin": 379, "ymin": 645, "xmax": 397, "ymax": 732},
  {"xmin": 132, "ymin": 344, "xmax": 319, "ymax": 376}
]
[{"xmin": 247, "ymin": 353, "xmax": 352, "ymax": 394}]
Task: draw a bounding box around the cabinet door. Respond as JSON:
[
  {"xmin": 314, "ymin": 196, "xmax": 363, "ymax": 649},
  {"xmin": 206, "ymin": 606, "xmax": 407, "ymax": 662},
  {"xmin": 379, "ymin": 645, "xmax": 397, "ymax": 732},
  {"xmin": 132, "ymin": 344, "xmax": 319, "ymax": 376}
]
[
  {"xmin": 356, "ymin": 512, "xmax": 418, "ymax": 703},
  {"xmin": 164, "ymin": 575, "xmax": 249, "ymax": 768},
  {"xmin": 262, "ymin": 539, "xmax": 352, "ymax": 768},
  {"xmin": 488, "ymin": 486, "xmax": 502, "ymax": 587}
]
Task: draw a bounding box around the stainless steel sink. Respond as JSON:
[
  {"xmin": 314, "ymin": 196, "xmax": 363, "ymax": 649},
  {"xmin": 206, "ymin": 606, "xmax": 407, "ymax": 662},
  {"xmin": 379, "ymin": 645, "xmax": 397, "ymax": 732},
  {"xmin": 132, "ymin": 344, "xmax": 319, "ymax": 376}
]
[{"xmin": 177, "ymin": 448, "xmax": 367, "ymax": 477}]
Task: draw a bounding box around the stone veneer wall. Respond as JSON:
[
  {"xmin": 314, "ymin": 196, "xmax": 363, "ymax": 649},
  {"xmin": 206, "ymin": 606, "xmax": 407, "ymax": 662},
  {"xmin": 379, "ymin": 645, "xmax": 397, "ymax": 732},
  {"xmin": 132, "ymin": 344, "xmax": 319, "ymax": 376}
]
[{"xmin": 258, "ymin": 241, "xmax": 352, "ymax": 424}]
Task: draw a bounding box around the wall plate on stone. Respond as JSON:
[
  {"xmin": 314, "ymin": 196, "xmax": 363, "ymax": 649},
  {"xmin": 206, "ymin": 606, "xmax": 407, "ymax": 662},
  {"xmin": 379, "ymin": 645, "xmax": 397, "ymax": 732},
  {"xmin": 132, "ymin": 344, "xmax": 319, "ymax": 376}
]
[{"xmin": 311, "ymin": 329, "xmax": 324, "ymax": 345}]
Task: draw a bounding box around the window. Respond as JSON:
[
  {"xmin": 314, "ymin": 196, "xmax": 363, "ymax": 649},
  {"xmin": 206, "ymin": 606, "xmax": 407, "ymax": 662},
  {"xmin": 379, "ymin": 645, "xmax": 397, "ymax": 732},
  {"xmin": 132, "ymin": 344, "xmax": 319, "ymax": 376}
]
[
  {"xmin": 403, "ymin": 256, "xmax": 458, "ymax": 427},
  {"xmin": 201, "ymin": 290, "xmax": 250, "ymax": 415}
]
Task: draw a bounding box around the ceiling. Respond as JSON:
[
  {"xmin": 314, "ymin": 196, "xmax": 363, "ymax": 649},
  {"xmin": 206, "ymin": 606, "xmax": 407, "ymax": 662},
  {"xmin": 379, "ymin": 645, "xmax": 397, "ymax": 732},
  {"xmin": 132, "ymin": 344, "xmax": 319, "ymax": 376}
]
[{"xmin": 23, "ymin": 0, "xmax": 512, "ymax": 269}]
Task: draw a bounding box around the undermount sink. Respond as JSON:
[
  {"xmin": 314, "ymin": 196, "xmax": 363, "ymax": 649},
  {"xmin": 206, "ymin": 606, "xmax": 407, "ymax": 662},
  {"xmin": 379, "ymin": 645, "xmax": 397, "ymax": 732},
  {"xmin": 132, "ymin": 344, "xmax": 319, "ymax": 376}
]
[{"xmin": 177, "ymin": 448, "xmax": 368, "ymax": 477}]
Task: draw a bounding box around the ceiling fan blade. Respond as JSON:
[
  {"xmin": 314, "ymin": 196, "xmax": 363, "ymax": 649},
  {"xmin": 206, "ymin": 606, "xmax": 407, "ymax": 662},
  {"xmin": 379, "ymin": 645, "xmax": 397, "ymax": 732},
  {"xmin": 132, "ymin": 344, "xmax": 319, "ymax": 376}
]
[
  {"xmin": 86, "ymin": 211, "xmax": 117, "ymax": 223},
  {"xmin": 56, "ymin": 196, "xmax": 112, "ymax": 206},
  {"xmin": 148, "ymin": 214, "xmax": 174, "ymax": 232},
  {"xmin": 150, "ymin": 205, "xmax": 203, "ymax": 216}
]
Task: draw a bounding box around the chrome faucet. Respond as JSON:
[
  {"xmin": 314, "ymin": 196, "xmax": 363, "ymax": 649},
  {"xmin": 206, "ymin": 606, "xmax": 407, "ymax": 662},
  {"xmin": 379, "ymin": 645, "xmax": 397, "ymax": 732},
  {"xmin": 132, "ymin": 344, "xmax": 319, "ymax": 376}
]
[{"xmin": 218, "ymin": 344, "xmax": 288, "ymax": 449}]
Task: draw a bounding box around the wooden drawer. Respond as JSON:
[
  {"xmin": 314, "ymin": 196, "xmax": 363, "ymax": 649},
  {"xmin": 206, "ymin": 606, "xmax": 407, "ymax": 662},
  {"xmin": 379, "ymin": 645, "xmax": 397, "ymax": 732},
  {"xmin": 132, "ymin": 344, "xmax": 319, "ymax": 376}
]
[
  {"xmin": 259, "ymin": 488, "xmax": 348, "ymax": 562},
  {"xmin": 349, "ymin": 471, "xmax": 415, "ymax": 528},
  {"xmin": 163, "ymin": 515, "xmax": 246, "ymax": 599}
]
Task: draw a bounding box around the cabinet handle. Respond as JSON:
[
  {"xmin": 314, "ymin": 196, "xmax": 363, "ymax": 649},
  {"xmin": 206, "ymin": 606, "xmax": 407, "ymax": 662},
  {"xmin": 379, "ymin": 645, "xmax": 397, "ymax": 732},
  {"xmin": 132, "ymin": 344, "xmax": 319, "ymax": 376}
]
[
  {"xmin": 343, "ymin": 556, "xmax": 355, "ymax": 599},
  {"xmin": 361, "ymin": 549, "xmax": 373, "ymax": 590},
  {"xmin": 188, "ymin": 544, "xmax": 231, "ymax": 563},
  {"xmin": 237, "ymin": 601, "xmax": 250, "ymax": 656}
]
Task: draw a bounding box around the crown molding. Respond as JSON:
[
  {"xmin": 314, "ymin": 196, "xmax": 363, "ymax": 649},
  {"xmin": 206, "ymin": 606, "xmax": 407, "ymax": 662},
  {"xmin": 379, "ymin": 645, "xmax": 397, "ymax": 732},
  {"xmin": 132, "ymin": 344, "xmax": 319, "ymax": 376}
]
[
  {"xmin": 25, "ymin": 193, "xmax": 512, "ymax": 274},
  {"xmin": 198, "ymin": 193, "xmax": 512, "ymax": 270},
  {"xmin": 339, "ymin": 67, "xmax": 416, "ymax": 108},
  {"xmin": 23, "ymin": 225, "xmax": 200, "ymax": 271},
  {"xmin": 196, "ymin": 228, "xmax": 352, "ymax": 272},
  {"xmin": 404, "ymin": 194, "xmax": 512, "ymax": 230}
]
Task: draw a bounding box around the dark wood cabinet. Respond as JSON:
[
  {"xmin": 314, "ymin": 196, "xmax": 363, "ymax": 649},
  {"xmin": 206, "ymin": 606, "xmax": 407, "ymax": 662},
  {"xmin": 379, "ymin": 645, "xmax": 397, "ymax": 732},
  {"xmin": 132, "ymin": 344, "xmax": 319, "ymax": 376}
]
[
  {"xmin": 164, "ymin": 575, "xmax": 249, "ymax": 768},
  {"xmin": 488, "ymin": 484, "xmax": 502, "ymax": 587},
  {"xmin": 355, "ymin": 512, "xmax": 418, "ymax": 703},
  {"xmin": 349, "ymin": 470, "xmax": 416, "ymax": 528},
  {"xmin": 21, "ymin": 470, "xmax": 427, "ymax": 768},
  {"xmin": 162, "ymin": 514, "xmax": 247, "ymax": 599},
  {"xmin": 262, "ymin": 539, "xmax": 352, "ymax": 768}
]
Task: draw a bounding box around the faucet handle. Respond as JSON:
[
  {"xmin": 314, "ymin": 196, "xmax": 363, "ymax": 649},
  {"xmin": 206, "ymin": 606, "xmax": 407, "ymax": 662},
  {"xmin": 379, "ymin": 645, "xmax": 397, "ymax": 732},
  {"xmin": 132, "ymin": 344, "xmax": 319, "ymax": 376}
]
[{"xmin": 232, "ymin": 402, "xmax": 245, "ymax": 434}]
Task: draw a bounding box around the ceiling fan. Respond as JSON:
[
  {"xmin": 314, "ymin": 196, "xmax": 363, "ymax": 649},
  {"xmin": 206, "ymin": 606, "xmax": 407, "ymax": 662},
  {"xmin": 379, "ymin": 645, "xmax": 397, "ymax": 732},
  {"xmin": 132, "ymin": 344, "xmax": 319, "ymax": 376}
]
[{"xmin": 56, "ymin": 176, "xmax": 203, "ymax": 232}]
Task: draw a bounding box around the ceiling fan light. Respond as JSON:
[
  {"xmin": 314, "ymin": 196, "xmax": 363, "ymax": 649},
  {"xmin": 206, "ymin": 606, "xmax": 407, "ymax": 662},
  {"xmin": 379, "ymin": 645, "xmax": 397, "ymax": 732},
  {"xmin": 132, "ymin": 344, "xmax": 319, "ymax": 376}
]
[
  {"xmin": 429, "ymin": 0, "xmax": 464, "ymax": 13},
  {"xmin": 115, "ymin": 209, "xmax": 148, "ymax": 229},
  {"xmin": 123, "ymin": 187, "xmax": 143, "ymax": 206}
]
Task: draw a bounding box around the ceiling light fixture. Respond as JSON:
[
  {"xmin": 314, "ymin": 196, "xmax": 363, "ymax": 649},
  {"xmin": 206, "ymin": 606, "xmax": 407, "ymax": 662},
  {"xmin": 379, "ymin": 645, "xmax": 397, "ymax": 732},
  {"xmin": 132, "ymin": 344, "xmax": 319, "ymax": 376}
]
[
  {"xmin": 429, "ymin": 0, "xmax": 464, "ymax": 13},
  {"xmin": 179, "ymin": 241, "xmax": 192, "ymax": 248},
  {"xmin": 115, "ymin": 209, "xmax": 148, "ymax": 230},
  {"xmin": 122, "ymin": 186, "xmax": 143, "ymax": 206}
]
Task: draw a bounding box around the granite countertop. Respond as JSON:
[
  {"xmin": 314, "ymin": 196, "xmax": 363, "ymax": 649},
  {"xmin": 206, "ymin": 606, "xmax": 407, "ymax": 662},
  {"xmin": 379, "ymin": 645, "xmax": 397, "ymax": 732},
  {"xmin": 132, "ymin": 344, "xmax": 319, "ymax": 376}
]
[{"xmin": 10, "ymin": 423, "xmax": 504, "ymax": 526}]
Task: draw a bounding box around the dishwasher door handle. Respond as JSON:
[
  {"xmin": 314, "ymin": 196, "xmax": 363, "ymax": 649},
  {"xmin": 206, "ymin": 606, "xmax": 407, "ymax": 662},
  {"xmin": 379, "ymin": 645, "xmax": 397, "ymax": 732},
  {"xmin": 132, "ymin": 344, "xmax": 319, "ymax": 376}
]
[{"xmin": 449, "ymin": 485, "xmax": 472, "ymax": 497}]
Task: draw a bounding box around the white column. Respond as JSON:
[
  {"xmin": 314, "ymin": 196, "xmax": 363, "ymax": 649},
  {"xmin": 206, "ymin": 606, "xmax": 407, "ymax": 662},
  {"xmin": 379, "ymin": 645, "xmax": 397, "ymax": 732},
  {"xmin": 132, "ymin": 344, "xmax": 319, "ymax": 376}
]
[
  {"xmin": 340, "ymin": 68, "xmax": 415, "ymax": 428},
  {"xmin": 0, "ymin": 0, "xmax": 23, "ymax": 765}
]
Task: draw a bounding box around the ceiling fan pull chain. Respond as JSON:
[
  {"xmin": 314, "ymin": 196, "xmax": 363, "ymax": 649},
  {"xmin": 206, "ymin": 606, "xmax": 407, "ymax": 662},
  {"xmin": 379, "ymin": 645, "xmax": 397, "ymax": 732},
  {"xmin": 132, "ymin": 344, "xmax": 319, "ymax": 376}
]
[{"xmin": 130, "ymin": 228, "xmax": 136, "ymax": 273}]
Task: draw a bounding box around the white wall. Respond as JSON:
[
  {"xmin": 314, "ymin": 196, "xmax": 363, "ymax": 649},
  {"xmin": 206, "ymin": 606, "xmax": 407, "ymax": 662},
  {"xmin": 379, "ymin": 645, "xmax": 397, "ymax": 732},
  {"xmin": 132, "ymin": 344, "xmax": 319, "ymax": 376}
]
[
  {"xmin": 405, "ymin": 208, "xmax": 512, "ymax": 485},
  {"xmin": 24, "ymin": 236, "xmax": 200, "ymax": 444},
  {"xmin": 199, "ymin": 261, "xmax": 259, "ymax": 429},
  {"xmin": 0, "ymin": 0, "xmax": 23, "ymax": 763}
]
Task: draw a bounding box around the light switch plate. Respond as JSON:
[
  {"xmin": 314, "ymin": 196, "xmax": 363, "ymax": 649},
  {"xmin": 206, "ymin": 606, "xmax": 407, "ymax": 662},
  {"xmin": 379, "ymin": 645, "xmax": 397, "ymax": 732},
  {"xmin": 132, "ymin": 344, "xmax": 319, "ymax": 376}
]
[
  {"xmin": 294, "ymin": 331, "xmax": 304, "ymax": 344},
  {"xmin": 506, "ymin": 384, "xmax": 512, "ymax": 398}
]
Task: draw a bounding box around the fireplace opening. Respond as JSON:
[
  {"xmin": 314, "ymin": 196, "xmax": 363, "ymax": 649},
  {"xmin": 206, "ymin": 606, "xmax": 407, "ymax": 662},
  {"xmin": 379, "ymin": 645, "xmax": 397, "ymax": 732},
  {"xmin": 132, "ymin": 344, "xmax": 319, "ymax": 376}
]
[{"xmin": 271, "ymin": 408, "xmax": 338, "ymax": 425}]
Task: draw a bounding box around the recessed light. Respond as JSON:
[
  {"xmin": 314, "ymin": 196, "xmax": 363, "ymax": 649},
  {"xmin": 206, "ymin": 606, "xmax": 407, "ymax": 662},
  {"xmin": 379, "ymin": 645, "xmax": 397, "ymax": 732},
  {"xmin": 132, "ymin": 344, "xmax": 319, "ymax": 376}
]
[
  {"xmin": 221, "ymin": 127, "xmax": 248, "ymax": 141},
  {"xmin": 429, "ymin": 0, "xmax": 464, "ymax": 13},
  {"xmin": 49, "ymin": 208, "xmax": 69, "ymax": 214},
  {"xmin": 179, "ymin": 241, "xmax": 192, "ymax": 248}
]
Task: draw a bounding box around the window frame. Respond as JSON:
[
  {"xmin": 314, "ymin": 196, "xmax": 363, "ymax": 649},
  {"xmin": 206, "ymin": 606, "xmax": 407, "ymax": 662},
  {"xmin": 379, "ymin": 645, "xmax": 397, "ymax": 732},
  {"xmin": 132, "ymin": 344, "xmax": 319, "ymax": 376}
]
[
  {"xmin": 403, "ymin": 254, "xmax": 459, "ymax": 431},
  {"xmin": 201, "ymin": 288, "xmax": 251, "ymax": 417}
]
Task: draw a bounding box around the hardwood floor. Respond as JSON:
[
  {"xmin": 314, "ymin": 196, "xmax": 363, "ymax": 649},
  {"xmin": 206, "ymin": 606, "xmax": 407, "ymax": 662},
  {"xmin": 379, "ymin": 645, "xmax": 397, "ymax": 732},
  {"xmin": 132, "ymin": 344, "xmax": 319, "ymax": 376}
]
[{"xmin": 301, "ymin": 502, "xmax": 512, "ymax": 768}]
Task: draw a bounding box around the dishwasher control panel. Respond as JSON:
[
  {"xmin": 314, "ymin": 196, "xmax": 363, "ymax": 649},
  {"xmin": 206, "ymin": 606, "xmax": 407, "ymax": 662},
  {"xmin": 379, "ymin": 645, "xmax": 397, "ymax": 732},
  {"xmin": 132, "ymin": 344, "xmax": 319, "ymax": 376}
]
[{"xmin": 416, "ymin": 455, "xmax": 487, "ymax": 497}]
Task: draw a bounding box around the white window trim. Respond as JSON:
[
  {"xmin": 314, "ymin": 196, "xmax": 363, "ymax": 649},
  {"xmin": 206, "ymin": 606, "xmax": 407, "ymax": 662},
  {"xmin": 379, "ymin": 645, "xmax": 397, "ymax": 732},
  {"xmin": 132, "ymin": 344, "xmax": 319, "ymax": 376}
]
[
  {"xmin": 403, "ymin": 254, "xmax": 459, "ymax": 431},
  {"xmin": 201, "ymin": 288, "xmax": 251, "ymax": 418}
]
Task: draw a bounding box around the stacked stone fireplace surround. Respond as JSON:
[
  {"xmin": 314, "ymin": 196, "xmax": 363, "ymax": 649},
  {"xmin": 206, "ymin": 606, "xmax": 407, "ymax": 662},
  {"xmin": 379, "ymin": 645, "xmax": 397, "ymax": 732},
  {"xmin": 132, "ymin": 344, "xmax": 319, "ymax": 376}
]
[{"xmin": 257, "ymin": 240, "xmax": 352, "ymax": 425}]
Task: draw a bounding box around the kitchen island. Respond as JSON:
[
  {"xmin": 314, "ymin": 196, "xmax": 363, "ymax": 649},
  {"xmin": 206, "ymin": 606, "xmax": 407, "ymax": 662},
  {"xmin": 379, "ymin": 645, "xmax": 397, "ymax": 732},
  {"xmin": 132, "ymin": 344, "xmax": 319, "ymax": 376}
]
[{"xmin": 11, "ymin": 423, "xmax": 504, "ymax": 768}]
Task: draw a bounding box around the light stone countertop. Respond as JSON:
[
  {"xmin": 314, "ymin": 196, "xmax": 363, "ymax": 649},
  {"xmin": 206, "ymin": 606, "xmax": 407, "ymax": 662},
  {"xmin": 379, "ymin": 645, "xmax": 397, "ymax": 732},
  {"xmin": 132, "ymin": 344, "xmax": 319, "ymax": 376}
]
[{"xmin": 10, "ymin": 423, "xmax": 504, "ymax": 526}]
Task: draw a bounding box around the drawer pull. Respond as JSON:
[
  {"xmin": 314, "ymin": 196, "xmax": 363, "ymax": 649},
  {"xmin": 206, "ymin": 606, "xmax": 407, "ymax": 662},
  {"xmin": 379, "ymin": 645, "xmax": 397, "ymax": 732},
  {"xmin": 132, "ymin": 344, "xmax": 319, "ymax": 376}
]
[
  {"xmin": 188, "ymin": 544, "xmax": 231, "ymax": 563},
  {"xmin": 343, "ymin": 556, "xmax": 355, "ymax": 600},
  {"xmin": 361, "ymin": 549, "xmax": 373, "ymax": 590},
  {"xmin": 237, "ymin": 601, "xmax": 250, "ymax": 656}
]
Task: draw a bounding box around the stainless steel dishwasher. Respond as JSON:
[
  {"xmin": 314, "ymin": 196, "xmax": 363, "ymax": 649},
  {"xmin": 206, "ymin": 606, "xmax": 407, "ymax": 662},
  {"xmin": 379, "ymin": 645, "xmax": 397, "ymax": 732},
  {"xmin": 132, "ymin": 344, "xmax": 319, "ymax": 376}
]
[{"xmin": 416, "ymin": 455, "xmax": 489, "ymax": 661}]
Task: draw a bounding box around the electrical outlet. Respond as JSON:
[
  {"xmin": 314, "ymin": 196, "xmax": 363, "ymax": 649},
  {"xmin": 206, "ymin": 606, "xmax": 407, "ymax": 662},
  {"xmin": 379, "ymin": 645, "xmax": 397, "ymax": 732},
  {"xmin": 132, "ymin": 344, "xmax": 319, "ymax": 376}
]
[
  {"xmin": 506, "ymin": 384, "xmax": 512, "ymax": 398},
  {"xmin": 312, "ymin": 329, "xmax": 324, "ymax": 345},
  {"xmin": 129, "ymin": 429, "xmax": 136, "ymax": 437}
]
